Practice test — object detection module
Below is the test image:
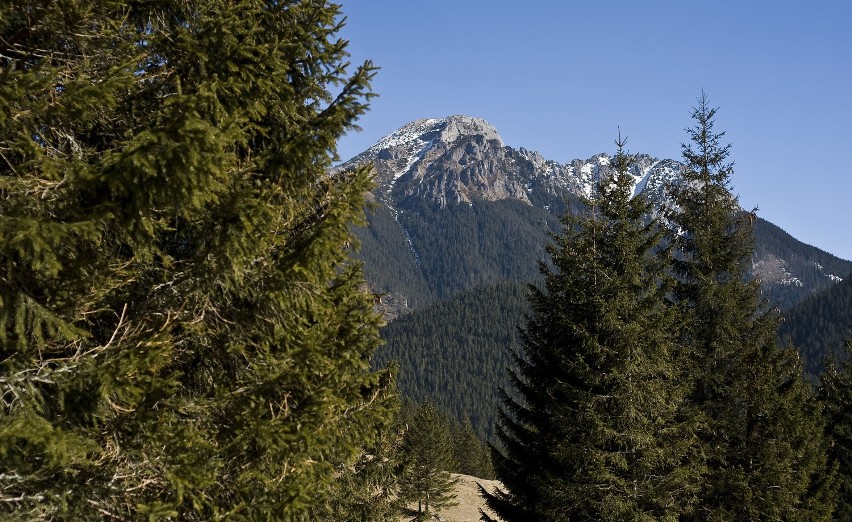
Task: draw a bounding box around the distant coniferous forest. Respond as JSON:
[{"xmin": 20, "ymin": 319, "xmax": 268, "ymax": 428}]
[
  {"xmin": 780, "ymin": 273, "xmax": 852, "ymax": 376},
  {"xmin": 374, "ymin": 282, "xmax": 529, "ymax": 441}
]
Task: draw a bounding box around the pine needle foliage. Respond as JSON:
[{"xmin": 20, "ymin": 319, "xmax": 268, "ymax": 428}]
[
  {"xmin": 821, "ymin": 335, "xmax": 852, "ymax": 520},
  {"xmin": 453, "ymin": 416, "xmax": 495, "ymax": 480},
  {"xmin": 483, "ymin": 137, "xmax": 700, "ymax": 521},
  {"xmin": 668, "ymin": 92, "xmax": 830, "ymax": 521},
  {"xmin": 0, "ymin": 1, "xmax": 394, "ymax": 519},
  {"xmin": 399, "ymin": 400, "xmax": 459, "ymax": 521},
  {"xmin": 314, "ymin": 404, "xmax": 407, "ymax": 522}
]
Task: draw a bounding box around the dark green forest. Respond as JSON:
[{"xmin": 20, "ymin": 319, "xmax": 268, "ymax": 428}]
[
  {"xmin": 0, "ymin": 1, "xmax": 396, "ymax": 519},
  {"xmin": 357, "ymin": 197, "xmax": 562, "ymax": 306},
  {"xmin": 781, "ymin": 273, "xmax": 852, "ymax": 376},
  {"xmin": 356, "ymin": 202, "xmax": 432, "ymax": 309},
  {"xmin": 377, "ymin": 263, "xmax": 851, "ymax": 448},
  {"xmin": 375, "ymin": 282, "xmax": 528, "ymax": 441}
]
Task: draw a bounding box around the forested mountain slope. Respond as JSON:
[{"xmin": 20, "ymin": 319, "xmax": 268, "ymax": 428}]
[
  {"xmin": 752, "ymin": 218, "xmax": 850, "ymax": 309},
  {"xmin": 374, "ymin": 283, "xmax": 527, "ymax": 441},
  {"xmin": 780, "ymin": 273, "xmax": 852, "ymax": 376},
  {"xmin": 356, "ymin": 116, "xmax": 851, "ymax": 438}
]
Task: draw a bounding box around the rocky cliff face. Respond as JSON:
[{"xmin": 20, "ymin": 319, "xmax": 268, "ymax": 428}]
[{"xmin": 336, "ymin": 115, "xmax": 683, "ymax": 210}]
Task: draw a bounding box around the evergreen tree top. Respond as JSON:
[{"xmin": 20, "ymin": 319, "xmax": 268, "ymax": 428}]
[{"xmin": 681, "ymin": 91, "xmax": 734, "ymax": 188}]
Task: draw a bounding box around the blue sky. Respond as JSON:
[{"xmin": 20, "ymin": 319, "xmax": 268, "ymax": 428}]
[{"xmin": 335, "ymin": 1, "xmax": 852, "ymax": 261}]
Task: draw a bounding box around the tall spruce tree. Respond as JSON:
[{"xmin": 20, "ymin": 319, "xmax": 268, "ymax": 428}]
[
  {"xmin": 483, "ymin": 137, "xmax": 700, "ymax": 521},
  {"xmin": 315, "ymin": 408, "xmax": 406, "ymax": 522},
  {"xmin": 0, "ymin": 1, "xmax": 394, "ymax": 519},
  {"xmin": 669, "ymin": 93, "xmax": 831, "ymax": 520}
]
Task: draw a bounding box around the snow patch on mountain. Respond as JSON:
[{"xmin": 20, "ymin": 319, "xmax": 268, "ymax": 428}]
[
  {"xmin": 781, "ymin": 271, "xmax": 804, "ymax": 287},
  {"xmin": 577, "ymin": 162, "xmax": 596, "ymax": 198},
  {"xmin": 632, "ymin": 161, "xmax": 658, "ymax": 197},
  {"xmin": 370, "ymin": 118, "xmax": 442, "ymax": 152},
  {"xmin": 814, "ymin": 262, "xmax": 843, "ymax": 282}
]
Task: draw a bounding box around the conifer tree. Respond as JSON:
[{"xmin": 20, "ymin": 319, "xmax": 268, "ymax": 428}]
[
  {"xmin": 669, "ymin": 92, "xmax": 830, "ymax": 520},
  {"xmin": 0, "ymin": 1, "xmax": 394, "ymax": 519},
  {"xmin": 483, "ymin": 137, "xmax": 700, "ymax": 521},
  {"xmin": 399, "ymin": 401, "xmax": 459, "ymax": 521},
  {"xmin": 821, "ymin": 335, "xmax": 852, "ymax": 520},
  {"xmin": 453, "ymin": 416, "xmax": 495, "ymax": 479}
]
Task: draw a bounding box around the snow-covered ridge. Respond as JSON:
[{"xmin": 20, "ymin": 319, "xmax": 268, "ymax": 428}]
[
  {"xmin": 368, "ymin": 118, "xmax": 442, "ymax": 154},
  {"xmin": 366, "ymin": 115, "xmax": 504, "ymax": 157}
]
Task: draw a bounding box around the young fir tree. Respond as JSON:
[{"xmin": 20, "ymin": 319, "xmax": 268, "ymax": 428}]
[
  {"xmin": 669, "ymin": 93, "xmax": 831, "ymax": 521},
  {"xmin": 452, "ymin": 416, "xmax": 495, "ymax": 479},
  {"xmin": 482, "ymin": 137, "xmax": 700, "ymax": 521},
  {"xmin": 821, "ymin": 335, "xmax": 852, "ymax": 520},
  {"xmin": 0, "ymin": 1, "xmax": 394, "ymax": 519},
  {"xmin": 399, "ymin": 401, "xmax": 459, "ymax": 521}
]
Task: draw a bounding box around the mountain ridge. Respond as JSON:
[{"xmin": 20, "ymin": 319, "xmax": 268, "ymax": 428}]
[
  {"xmin": 337, "ymin": 114, "xmax": 683, "ymax": 210},
  {"xmin": 341, "ymin": 115, "xmax": 849, "ymax": 313}
]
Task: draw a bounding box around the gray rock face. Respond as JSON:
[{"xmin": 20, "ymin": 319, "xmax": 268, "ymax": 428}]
[{"xmin": 338, "ymin": 115, "xmax": 513, "ymax": 206}]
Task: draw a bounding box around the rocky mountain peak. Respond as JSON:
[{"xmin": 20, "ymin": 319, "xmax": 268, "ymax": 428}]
[
  {"xmin": 367, "ymin": 115, "xmax": 503, "ymax": 155},
  {"xmin": 436, "ymin": 115, "xmax": 504, "ymax": 146},
  {"xmin": 336, "ymin": 116, "xmax": 693, "ymax": 209},
  {"xmin": 335, "ymin": 115, "xmax": 513, "ymax": 206}
]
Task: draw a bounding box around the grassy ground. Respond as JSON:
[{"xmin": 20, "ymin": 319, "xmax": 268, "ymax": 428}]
[{"xmin": 400, "ymin": 473, "xmax": 503, "ymax": 522}]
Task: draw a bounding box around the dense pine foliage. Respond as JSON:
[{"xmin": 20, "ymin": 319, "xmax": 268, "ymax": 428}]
[
  {"xmin": 354, "ymin": 197, "xmax": 563, "ymax": 309},
  {"xmin": 0, "ymin": 1, "xmax": 395, "ymax": 519},
  {"xmin": 820, "ymin": 338, "xmax": 852, "ymax": 519},
  {"xmin": 398, "ymin": 401, "xmax": 460, "ymax": 521},
  {"xmin": 397, "ymin": 198, "xmax": 561, "ymax": 301},
  {"xmin": 376, "ymin": 268, "xmax": 851, "ymax": 451},
  {"xmin": 483, "ymin": 139, "xmax": 701, "ymax": 520},
  {"xmin": 356, "ymin": 202, "xmax": 432, "ymax": 309}
]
